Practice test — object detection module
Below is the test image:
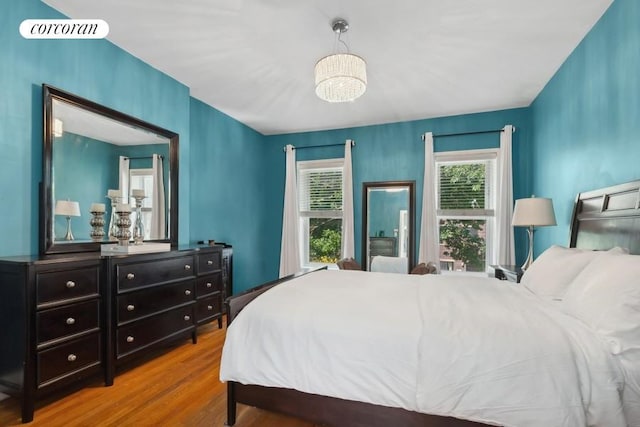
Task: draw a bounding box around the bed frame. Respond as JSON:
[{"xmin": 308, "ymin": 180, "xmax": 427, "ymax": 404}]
[{"xmin": 225, "ymin": 179, "xmax": 640, "ymax": 427}]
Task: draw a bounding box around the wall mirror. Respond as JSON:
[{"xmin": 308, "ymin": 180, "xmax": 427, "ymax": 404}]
[
  {"xmin": 361, "ymin": 181, "xmax": 415, "ymax": 273},
  {"xmin": 41, "ymin": 84, "xmax": 179, "ymax": 254}
]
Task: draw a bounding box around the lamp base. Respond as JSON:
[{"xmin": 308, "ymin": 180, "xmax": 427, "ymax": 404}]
[
  {"xmin": 64, "ymin": 216, "xmax": 74, "ymax": 241},
  {"xmin": 521, "ymin": 226, "xmax": 534, "ymax": 270}
]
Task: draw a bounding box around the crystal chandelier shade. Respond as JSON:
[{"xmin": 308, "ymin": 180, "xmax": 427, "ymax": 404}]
[
  {"xmin": 314, "ymin": 19, "xmax": 367, "ymax": 103},
  {"xmin": 315, "ymin": 53, "xmax": 367, "ymax": 103}
]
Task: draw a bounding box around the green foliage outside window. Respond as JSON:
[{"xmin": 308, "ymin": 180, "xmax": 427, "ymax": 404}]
[
  {"xmin": 439, "ymin": 163, "xmax": 487, "ymax": 271},
  {"xmin": 309, "ymin": 218, "xmax": 342, "ymax": 263}
]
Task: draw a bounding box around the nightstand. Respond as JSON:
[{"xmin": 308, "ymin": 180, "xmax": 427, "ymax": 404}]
[{"xmin": 491, "ymin": 265, "xmax": 524, "ymax": 283}]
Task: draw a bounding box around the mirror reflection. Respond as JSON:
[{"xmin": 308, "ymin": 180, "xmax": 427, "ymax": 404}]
[
  {"xmin": 362, "ymin": 181, "xmax": 415, "ymax": 273},
  {"xmin": 52, "ymin": 99, "xmax": 169, "ymax": 243},
  {"xmin": 42, "ymin": 84, "xmax": 179, "ymax": 254}
]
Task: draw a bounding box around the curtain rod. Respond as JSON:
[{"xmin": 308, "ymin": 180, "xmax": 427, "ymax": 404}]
[
  {"xmin": 283, "ymin": 140, "xmax": 355, "ymax": 152},
  {"xmin": 422, "ymin": 127, "xmax": 516, "ymax": 141}
]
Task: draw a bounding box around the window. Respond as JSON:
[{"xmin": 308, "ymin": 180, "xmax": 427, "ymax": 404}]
[
  {"xmin": 435, "ymin": 150, "xmax": 498, "ymax": 274},
  {"xmin": 297, "ymin": 159, "xmax": 344, "ymax": 268}
]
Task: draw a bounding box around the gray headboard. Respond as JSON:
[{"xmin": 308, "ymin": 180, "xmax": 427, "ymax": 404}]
[{"xmin": 569, "ymin": 179, "xmax": 640, "ymax": 255}]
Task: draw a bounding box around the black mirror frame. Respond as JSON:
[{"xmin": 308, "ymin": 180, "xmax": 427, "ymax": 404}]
[
  {"xmin": 361, "ymin": 180, "xmax": 416, "ymax": 272},
  {"xmin": 40, "ymin": 84, "xmax": 179, "ymax": 255}
]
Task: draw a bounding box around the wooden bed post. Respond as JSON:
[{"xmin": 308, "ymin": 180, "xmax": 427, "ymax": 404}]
[{"xmin": 226, "ymin": 381, "xmax": 236, "ymax": 426}]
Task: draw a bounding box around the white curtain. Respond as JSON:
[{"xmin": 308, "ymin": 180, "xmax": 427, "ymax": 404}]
[
  {"xmin": 418, "ymin": 132, "xmax": 440, "ymax": 272},
  {"xmin": 150, "ymin": 154, "xmax": 166, "ymax": 239},
  {"xmin": 279, "ymin": 145, "xmax": 301, "ymax": 277},
  {"xmin": 118, "ymin": 156, "xmax": 130, "ymax": 204},
  {"xmin": 341, "ymin": 140, "xmax": 355, "ymax": 259},
  {"xmin": 496, "ymin": 125, "xmax": 515, "ymax": 265}
]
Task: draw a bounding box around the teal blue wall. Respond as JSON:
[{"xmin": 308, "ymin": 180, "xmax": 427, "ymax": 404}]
[
  {"xmin": 265, "ymin": 107, "xmax": 533, "ymax": 272},
  {"xmin": 6, "ymin": 0, "xmax": 629, "ymax": 293},
  {"xmin": 1, "ymin": 0, "xmax": 191, "ymax": 255},
  {"xmin": 189, "ymin": 98, "xmax": 271, "ymax": 293},
  {"xmin": 530, "ymin": 0, "xmax": 640, "ymax": 255}
]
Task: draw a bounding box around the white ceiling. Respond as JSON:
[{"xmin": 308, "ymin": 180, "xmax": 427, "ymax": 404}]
[{"xmin": 43, "ymin": 0, "xmax": 613, "ymax": 136}]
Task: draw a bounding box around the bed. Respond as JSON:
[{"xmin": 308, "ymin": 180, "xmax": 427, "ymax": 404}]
[{"xmin": 220, "ymin": 180, "xmax": 640, "ymax": 427}]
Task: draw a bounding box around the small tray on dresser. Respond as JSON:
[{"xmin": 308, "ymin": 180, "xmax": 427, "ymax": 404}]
[{"xmin": 101, "ymin": 242, "xmax": 171, "ymax": 255}]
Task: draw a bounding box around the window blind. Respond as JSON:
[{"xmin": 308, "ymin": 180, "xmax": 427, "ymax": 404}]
[
  {"xmin": 437, "ymin": 160, "xmax": 494, "ymax": 214},
  {"xmin": 298, "ymin": 167, "xmax": 343, "ymax": 215}
]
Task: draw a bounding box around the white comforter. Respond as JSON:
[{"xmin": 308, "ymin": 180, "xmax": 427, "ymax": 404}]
[{"xmin": 220, "ymin": 270, "xmax": 627, "ymax": 426}]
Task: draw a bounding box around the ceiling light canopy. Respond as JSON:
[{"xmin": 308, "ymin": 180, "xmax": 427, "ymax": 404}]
[{"xmin": 315, "ymin": 19, "xmax": 367, "ymax": 103}]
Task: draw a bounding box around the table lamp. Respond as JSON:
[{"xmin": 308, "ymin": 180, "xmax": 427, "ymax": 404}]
[
  {"xmin": 512, "ymin": 197, "xmax": 556, "ymax": 270},
  {"xmin": 55, "ymin": 200, "xmax": 81, "ymax": 240}
]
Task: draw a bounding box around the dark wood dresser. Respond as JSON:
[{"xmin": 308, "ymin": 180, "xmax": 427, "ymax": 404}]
[
  {"xmin": 0, "ymin": 244, "xmax": 226, "ymax": 423},
  {"xmin": 0, "ymin": 253, "xmax": 104, "ymax": 423}
]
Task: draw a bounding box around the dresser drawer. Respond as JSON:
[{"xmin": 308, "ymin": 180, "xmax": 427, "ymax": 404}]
[
  {"xmin": 195, "ymin": 294, "xmax": 222, "ymax": 323},
  {"xmin": 117, "ymin": 281, "xmax": 195, "ymax": 324},
  {"xmin": 37, "ymin": 332, "xmax": 101, "ymax": 387},
  {"xmin": 198, "ymin": 251, "xmax": 221, "ymax": 274},
  {"xmin": 117, "ymin": 305, "xmax": 195, "ymax": 358},
  {"xmin": 36, "ymin": 267, "xmax": 99, "ymax": 306},
  {"xmin": 195, "ymin": 273, "xmax": 222, "ymax": 297},
  {"xmin": 116, "ymin": 255, "xmax": 195, "ymax": 291},
  {"xmin": 37, "ymin": 300, "xmax": 100, "ymax": 346}
]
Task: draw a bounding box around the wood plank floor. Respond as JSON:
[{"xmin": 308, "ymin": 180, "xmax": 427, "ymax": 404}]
[{"xmin": 0, "ymin": 321, "xmax": 316, "ymax": 426}]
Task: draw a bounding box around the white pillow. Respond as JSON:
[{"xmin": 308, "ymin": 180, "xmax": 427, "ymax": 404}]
[
  {"xmin": 562, "ymin": 251, "xmax": 640, "ymax": 356},
  {"xmin": 520, "ymin": 245, "xmax": 600, "ymax": 300}
]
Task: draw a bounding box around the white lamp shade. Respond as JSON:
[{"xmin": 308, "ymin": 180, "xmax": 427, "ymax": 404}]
[
  {"xmin": 55, "ymin": 200, "xmax": 81, "ymax": 217},
  {"xmin": 512, "ymin": 197, "xmax": 556, "ymax": 227},
  {"xmin": 315, "ymin": 53, "xmax": 367, "ymax": 103}
]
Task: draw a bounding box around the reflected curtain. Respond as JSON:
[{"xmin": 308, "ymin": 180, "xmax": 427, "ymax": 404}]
[
  {"xmin": 341, "ymin": 140, "xmax": 355, "ymax": 259},
  {"xmin": 279, "ymin": 145, "xmax": 301, "ymax": 277},
  {"xmin": 496, "ymin": 125, "xmax": 515, "ymax": 265},
  {"xmin": 418, "ymin": 132, "xmax": 440, "ymax": 272},
  {"xmin": 150, "ymin": 154, "xmax": 166, "ymax": 239},
  {"xmin": 118, "ymin": 156, "xmax": 130, "ymax": 204}
]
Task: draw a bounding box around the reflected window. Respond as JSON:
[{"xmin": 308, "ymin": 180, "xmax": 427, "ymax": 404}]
[
  {"xmin": 129, "ymin": 168, "xmax": 154, "ymax": 240},
  {"xmin": 435, "ymin": 150, "xmax": 498, "ymax": 273},
  {"xmin": 297, "ymin": 159, "xmax": 344, "ymax": 267}
]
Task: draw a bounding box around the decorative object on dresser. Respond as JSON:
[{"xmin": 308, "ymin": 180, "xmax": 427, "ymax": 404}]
[
  {"xmin": 0, "ymin": 254, "xmax": 104, "ymax": 423},
  {"xmin": 106, "ymin": 189, "xmax": 122, "ymax": 242},
  {"xmin": 54, "ymin": 200, "xmax": 81, "ymax": 240},
  {"xmin": 511, "ymin": 196, "xmax": 556, "ymax": 270},
  {"xmin": 130, "ymin": 189, "xmax": 146, "ymax": 245},
  {"xmin": 89, "ymin": 203, "xmax": 106, "ymax": 242}
]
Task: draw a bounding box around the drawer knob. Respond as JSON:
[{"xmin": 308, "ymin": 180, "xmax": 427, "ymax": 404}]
[
  {"xmin": 126, "ymin": 273, "xmax": 135, "ymax": 280},
  {"xmin": 184, "ymin": 290, "xmax": 191, "ymax": 296},
  {"xmin": 183, "ymin": 315, "xmax": 191, "ymax": 321},
  {"xmin": 184, "ymin": 264, "xmax": 191, "ymax": 271},
  {"xmin": 67, "ymin": 354, "xmax": 77, "ymax": 362},
  {"xmin": 207, "ymin": 305, "xmax": 213, "ymax": 311},
  {"xmin": 66, "ymin": 317, "xmax": 75, "ymax": 325},
  {"xmin": 207, "ymin": 260, "xmax": 213, "ymax": 265},
  {"xmin": 66, "ymin": 281, "xmax": 76, "ymax": 289},
  {"xmin": 206, "ymin": 282, "xmax": 212, "ymax": 288},
  {"xmin": 127, "ymin": 304, "xmax": 135, "ymax": 312},
  {"xmin": 126, "ymin": 336, "xmax": 134, "ymax": 343}
]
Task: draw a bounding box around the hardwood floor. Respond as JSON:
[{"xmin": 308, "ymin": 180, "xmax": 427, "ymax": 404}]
[{"xmin": 0, "ymin": 321, "xmax": 316, "ymax": 426}]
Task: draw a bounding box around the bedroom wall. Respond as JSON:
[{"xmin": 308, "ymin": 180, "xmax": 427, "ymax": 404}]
[
  {"xmin": 1, "ymin": 0, "xmax": 191, "ymax": 256},
  {"xmin": 189, "ymin": 97, "xmax": 272, "ymax": 294},
  {"xmin": 530, "ymin": 0, "xmax": 640, "ymax": 254},
  {"xmin": 262, "ymin": 107, "xmax": 533, "ymax": 281}
]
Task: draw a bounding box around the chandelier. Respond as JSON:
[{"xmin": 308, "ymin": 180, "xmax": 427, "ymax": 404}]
[{"xmin": 314, "ymin": 19, "xmax": 367, "ymax": 103}]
